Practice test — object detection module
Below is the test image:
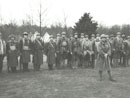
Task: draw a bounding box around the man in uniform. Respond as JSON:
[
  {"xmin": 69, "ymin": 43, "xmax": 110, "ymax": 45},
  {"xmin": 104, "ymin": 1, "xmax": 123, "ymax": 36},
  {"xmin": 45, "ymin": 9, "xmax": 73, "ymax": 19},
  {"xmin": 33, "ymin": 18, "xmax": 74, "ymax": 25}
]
[
  {"xmin": 82, "ymin": 35, "xmax": 92, "ymax": 68},
  {"xmin": 0, "ymin": 32, "xmax": 6, "ymax": 73},
  {"xmin": 109, "ymin": 34, "xmax": 115, "ymax": 67},
  {"xmin": 57, "ymin": 32, "xmax": 69, "ymax": 68},
  {"xmin": 96, "ymin": 34, "xmax": 100, "ymax": 38},
  {"xmin": 55, "ymin": 33, "xmax": 61, "ymax": 69},
  {"xmin": 90, "ymin": 34, "xmax": 96, "ymax": 68},
  {"xmin": 67, "ymin": 34, "xmax": 74, "ymax": 68},
  {"xmin": 91, "ymin": 34, "xmax": 96, "ymax": 41},
  {"xmin": 79, "ymin": 33, "xmax": 85, "ymax": 67},
  {"xmin": 6, "ymin": 34, "xmax": 19, "ymax": 72},
  {"xmin": 121, "ymin": 34, "xmax": 127, "ymax": 67},
  {"xmin": 113, "ymin": 32, "xmax": 123, "ymax": 67},
  {"xmin": 32, "ymin": 32, "xmax": 44, "ymax": 71},
  {"xmin": 125, "ymin": 36, "xmax": 130, "ymax": 66},
  {"xmin": 46, "ymin": 35, "xmax": 56, "ymax": 70},
  {"xmin": 19, "ymin": 32, "xmax": 31, "ymax": 72},
  {"xmin": 71, "ymin": 33, "xmax": 81, "ymax": 69},
  {"xmin": 96, "ymin": 34, "xmax": 116, "ymax": 81}
]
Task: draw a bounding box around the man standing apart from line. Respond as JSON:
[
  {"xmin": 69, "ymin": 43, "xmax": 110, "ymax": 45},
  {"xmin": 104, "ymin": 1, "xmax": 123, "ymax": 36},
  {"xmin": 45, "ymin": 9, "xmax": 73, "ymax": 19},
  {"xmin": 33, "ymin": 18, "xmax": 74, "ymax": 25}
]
[{"xmin": 96, "ymin": 34, "xmax": 116, "ymax": 81}]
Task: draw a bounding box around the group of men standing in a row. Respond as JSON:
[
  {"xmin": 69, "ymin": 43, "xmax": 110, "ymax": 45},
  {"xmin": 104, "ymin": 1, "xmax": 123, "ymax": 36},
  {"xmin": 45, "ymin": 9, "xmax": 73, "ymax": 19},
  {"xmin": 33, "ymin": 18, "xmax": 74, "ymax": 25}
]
[
  {"xmin": 0, "ymin": 32, "xmax": 44, "ymax": 73},
  {"xmin": 55, "ymin": 32, "xmax": 96, "ymax": 69},
  {"xmin": 0, "ymin": 31, "xmax": 130, "ymax": 75},
  {"xmin": 54, "ymin": 31, "xmax": 130, "ymax": 70}
]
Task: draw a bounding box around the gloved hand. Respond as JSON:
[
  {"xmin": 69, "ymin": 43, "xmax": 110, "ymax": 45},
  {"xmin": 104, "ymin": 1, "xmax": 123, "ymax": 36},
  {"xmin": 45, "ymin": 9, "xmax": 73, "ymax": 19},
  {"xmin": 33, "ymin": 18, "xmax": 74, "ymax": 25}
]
[{"xmin": 104, "ymin": 53, "xmax": 108, "ymax": 58}]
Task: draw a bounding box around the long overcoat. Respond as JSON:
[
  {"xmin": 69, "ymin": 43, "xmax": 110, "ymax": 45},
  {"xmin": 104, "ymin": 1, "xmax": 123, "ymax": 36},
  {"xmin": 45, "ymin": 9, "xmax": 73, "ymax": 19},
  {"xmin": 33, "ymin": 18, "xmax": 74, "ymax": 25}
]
[
  {"xmin": 6, "ymin": 40, "xmax": 19, "ymax": 67},
  {"xmin": 32, "ymin": 39, "xmax": 44, "ymax": 65},
  {"xmin": 113, "ymin": 37, "xmax": 123, "ymax": 59},
  {"xmin": 46, "ymin": 40, "xmax": 56, "ymax": 65},
  {"xmin": 19, "ymin": 38, "xmax": 31, "ymax": 63},
  {"xmin": 96, "ymin": 41, "xmax": 111, "ymax": 71}
]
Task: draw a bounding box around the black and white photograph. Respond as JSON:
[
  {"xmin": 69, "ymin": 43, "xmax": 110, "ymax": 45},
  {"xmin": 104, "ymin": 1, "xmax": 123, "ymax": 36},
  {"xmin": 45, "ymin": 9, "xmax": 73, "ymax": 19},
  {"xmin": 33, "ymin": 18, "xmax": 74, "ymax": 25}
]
[{"xmin": 0, "ymin": 0, "xmax": 130, "ymax": 98}]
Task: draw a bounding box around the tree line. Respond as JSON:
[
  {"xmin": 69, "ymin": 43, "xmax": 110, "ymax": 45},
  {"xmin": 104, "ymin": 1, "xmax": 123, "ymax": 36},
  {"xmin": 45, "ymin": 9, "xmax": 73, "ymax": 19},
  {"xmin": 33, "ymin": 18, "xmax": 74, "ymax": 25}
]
[
  {"xmin": 96, "ymin": 24, "xmax": 130, "ymax": 36},
  {"xmin": 0, "ymin": 12, "xmax": 130, "ymax": 41}
]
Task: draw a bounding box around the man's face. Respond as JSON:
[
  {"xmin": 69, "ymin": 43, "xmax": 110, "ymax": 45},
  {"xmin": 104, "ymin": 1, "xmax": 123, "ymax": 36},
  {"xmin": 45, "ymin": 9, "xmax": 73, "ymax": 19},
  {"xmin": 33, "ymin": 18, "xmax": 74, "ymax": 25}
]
[
  {"xmin": 101, "ymin": 37, "xmax": 106, "ymax": 42},
  {"xmin": 36, "ymin": 35, "xmax": 40, "ymax": 39},
  {"xmin": 117, "ymin": 34, "xmax": 121, "ymax": 38},
  {"xmin": 11, "ymin": 37, "xmax": 15, "ymax": 41},
  {"xmin": 74, "ymin": 35, "xmax": 78, "ymax": 39},
  {"xmin": 70, "ymin": 36, "xmax": 73, "ymax": 39},
  {"xmin": 62, "ymin": 35, "xmax": 66, "ymax": 38},
  {"xmin": 81, "ymin": 36, "xmax": 84, "ymax": 39},
  {"xmin": 24, "ymin": 35, "xmax": 28, "ymax": 39},
  {"xmin": 96, "ymin": 34, "xmax": 100, "ymax": 37},
  {"xmin": 85, "ymin": 37, "xmax": 89, "ymax": 40},
  {"xmin": 57, "ymin": 36, "xmax": 60, "ymax": 39},
  {"xmin": 110, "ymin": 37, "xmax": 114, "ymax": 40},
  {"xmin": 91, "ymin": 37, "xmax": 95, "ymax": 40},
  {"xmin": 50, "ymin": 37, "xmax": 53, "ymax": 41}
]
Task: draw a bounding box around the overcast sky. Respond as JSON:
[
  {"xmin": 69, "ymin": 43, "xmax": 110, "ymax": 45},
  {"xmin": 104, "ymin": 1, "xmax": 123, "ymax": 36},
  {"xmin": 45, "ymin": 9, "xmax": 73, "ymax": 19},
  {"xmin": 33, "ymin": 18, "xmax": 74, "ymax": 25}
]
[{"xmin": 0, "ymin": 0, "xmax": 130, "ymax": 27}]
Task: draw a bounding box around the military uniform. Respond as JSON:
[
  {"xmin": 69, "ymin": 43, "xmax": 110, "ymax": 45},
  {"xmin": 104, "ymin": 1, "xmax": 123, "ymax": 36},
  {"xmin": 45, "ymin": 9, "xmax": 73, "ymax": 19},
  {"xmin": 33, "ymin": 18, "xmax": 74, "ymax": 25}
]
[
  {"xmin": 32, "ymin": 33, "xmax": 44, "ymax": 71},
  {"xmin": 46, "ymin": 35, "xmax": 56, "ymax": 70},
  {"xmin": 67, "ymin": 36, "xmax": 74, "ymax": 68},
  {"xmin": 79, "ymin": 33, "xmax": 85, "ymax": 67},
  {"xmin": 6, "ymin": 35, "xmax": 19, "ymax": 72},
  {"xmin": 122, "ymin": 37, "xmax": 127, "ymax": 67},
  {"xmin": 109, "ymin": 34, "xmax": 115, "ymax": 67},
  {"xmin": 0, "ymin": 33, "xmax": 6, "ymax": 73},
  {"xmin": 96, "ymin": 34, "xmax": 115, "ymax": 81},
  {"xmin": 19, "ymin": 32, "xmax": 31, "ymax": 72},
  {"xmin": 71, "ymin": 35, "xmax": 81, "ymax": 68},
  {"xmin": 57, "ymin": 32, "xmax": 69, "ymax": 68},
  {"xmin": 55, "ymin": 34, "xmax": 61, "ymax": 69},
  {"xmin": 113, "ymin": 32, "xmax": 123, "ymax": 67},
  {"xmin": 82, "ymin": 38, "xmax": 92, "ymax": 68},
  {"xmin": 96, "ymin": 40, "xmax": 111, "ymax": 71},
  {"xmin": 125, "ymin": 36, "xmax": 130, "ymax": 66}
]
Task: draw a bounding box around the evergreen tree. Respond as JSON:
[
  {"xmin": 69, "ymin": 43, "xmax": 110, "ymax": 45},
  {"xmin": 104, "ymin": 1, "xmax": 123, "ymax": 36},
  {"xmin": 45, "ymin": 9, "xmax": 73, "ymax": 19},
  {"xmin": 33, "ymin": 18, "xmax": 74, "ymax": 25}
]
[{"xmin": 73, "ymin": 13, "xmax": 98, "ymax": 37}]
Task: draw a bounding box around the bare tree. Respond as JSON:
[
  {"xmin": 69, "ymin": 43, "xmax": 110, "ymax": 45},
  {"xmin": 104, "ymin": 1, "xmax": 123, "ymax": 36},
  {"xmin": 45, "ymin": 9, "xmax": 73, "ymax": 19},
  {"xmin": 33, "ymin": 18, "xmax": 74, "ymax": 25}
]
[
  {"xmin": 63, "ymin": 10, "xmax": 68, "ymax": 34},
  {"xmin": 25, "ymin": 0, "xmax": 35, "ymax": 26},
  {"xmin": 38, "ymin": 0, "xmax": 49, "ymax": 34}
]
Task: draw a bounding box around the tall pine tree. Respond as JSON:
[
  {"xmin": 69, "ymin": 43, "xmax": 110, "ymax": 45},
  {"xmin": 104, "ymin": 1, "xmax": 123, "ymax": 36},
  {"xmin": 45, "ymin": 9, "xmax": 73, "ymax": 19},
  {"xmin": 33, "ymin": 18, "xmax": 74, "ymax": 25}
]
[{"xmin": 73, "ymin": 13, "xmax": 98, "ymax": 37}]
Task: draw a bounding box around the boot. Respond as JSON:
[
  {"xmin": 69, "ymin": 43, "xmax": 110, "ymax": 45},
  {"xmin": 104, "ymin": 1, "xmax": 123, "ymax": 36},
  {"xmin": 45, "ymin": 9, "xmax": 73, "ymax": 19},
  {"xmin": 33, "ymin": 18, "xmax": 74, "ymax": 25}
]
[
  {"xmin": 108, "ymin": 71, "xmax": 116, "ymax": 82},
  {"xmin": 99, "ymin": 71, "xmax": 103, "ymax": 81}
]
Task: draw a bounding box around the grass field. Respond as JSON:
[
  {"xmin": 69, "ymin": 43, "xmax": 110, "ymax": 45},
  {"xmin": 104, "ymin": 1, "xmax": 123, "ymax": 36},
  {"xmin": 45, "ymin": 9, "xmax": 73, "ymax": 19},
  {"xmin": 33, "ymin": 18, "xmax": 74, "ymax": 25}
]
[{"xmin": 0, "ymin": 62, "xmax": 130, "ymax": 98}]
